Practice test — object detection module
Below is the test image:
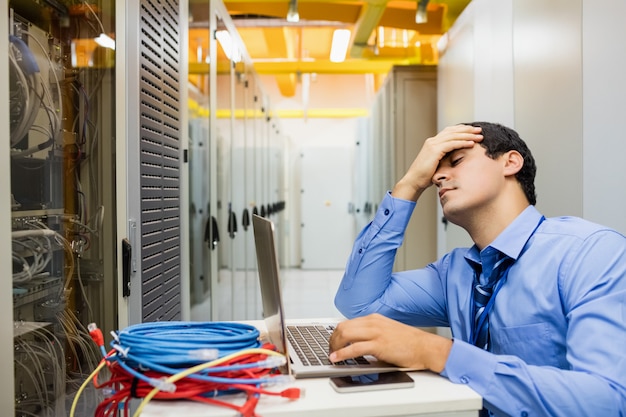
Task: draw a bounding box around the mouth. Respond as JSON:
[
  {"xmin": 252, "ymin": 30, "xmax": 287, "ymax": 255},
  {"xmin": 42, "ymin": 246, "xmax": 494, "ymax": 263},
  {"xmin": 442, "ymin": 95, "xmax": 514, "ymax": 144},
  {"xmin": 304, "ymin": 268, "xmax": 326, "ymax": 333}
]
[{"xmin": 438, "ymin": 188, "xmax": 452, "ymax": 199}]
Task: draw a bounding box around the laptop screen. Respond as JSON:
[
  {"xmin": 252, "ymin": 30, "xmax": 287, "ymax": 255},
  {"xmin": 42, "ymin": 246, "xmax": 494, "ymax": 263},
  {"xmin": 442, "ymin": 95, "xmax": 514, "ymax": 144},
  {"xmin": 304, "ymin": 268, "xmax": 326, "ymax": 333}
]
[{"xmin": 252, "ymin": 214, "xmax": 290, "ymax": 363}]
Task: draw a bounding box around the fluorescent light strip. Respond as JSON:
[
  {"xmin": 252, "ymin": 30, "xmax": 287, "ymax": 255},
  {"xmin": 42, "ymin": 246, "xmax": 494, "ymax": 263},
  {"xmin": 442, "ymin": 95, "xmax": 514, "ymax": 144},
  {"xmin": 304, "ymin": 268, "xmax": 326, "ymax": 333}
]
[
  {"xmin": 330, "ymin": 29, "xmax": 351, "ymax": 63},
  {"xmin": 215, "ymin": 30, "xmax": 241, "ymax": 63}
]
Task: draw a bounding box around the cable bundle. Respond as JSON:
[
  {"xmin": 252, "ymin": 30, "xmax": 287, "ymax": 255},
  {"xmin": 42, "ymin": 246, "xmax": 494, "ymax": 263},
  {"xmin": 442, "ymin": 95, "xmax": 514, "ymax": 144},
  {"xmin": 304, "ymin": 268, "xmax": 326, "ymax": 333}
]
[{"xmin": 71, "ymin": 321, "xmax": 301, "ymax": 417}]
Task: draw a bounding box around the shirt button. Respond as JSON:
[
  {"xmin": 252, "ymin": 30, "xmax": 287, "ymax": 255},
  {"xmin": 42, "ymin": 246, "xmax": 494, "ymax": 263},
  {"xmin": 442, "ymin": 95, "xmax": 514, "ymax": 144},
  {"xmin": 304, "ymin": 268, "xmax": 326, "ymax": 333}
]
[
  {"xmin": 384, "ymin": 209, "xmax": 390, "ymax": 215},
  {"xmin": 460, "ymin": 376, "xmax": 469, "ymax": 384},
  {"xmin": 358, "ymin": 248, "xmax": 363, "ymax": 254},
  {"xmin": 521, "ymin": 412, "xmax": 528, "ymax": 417}
]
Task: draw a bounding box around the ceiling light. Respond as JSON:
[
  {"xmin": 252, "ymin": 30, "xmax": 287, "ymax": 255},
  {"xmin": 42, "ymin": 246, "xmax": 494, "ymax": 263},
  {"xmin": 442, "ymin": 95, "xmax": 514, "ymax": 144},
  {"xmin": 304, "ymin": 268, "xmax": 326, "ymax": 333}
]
[
  {"xmin": 415, "ymin": 0, "xmax": 429, "ymax": 24},
  {"xmin": 94, "ymin": 33, "xmax": 115, "ymax": 50},
  {"xmin": 330, "ymin": 29, "xmax": 351, "ymax": 63},
  {"xmin": 287, "ymin": 0, "xmax": 299, "ymax": 23}
]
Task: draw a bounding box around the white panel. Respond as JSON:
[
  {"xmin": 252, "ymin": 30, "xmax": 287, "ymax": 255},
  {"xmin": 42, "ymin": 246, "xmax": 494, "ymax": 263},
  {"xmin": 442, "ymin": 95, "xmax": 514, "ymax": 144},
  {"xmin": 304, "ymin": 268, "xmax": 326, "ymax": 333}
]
[
  {"xmin": 474, "ymin": 0, "xmax": 515, "ymax": 126},
  {"xmin": 353, "ymin": 118, "xmax": 374, "ymax": 232},
  {"xmin": 582, "ymin": 0, "xmax": 626, "ymax": 234},
  {"xmin": 116, "ymin": 0, "xmax": 136, "ymax": 329},
  {"xmin": 178, "ymin": 0, "xmax": 190, "ymax": 321},
  {"xmin": 231, "ymin": 145, "xmax": 255, "ymax": 270},
  {"xmin": 301, "ymin": 146, "xmax": 355, "ymax": 269},
  {"xmin": 437, "ymin": 3, "xmax": 475, "ymax": 130},
  {"xmin": 513, "ymin": 0, "xmax": 583, "ymax": 217},
  {"xmin": 188, "ymin": 120, "xmax": 211, "ymax": 304}
]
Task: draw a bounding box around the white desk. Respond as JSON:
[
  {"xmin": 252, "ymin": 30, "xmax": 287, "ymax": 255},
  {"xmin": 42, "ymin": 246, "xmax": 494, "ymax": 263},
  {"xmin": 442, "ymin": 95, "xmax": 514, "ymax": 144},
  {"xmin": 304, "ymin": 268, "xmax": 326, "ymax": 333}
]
[{"xmin": 140, "ymin": 320, "xmax": 482, "ymax": 417}]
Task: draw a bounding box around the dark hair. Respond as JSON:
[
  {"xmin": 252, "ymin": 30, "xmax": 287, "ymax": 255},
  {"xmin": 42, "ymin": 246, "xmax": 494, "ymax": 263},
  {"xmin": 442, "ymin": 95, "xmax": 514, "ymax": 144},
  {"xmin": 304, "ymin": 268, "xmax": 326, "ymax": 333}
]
[{"xmin": 465, "ymin": 122, "xmax": 537, "ymax": 205}]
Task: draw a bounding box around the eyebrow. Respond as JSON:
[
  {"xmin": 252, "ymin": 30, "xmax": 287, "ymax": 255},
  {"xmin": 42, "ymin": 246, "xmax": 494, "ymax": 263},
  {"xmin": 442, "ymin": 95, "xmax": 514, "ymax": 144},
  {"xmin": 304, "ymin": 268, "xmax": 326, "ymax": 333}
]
[
  {"xmin": 443, "ymin": 149, "xmax": 464, "ymax": 162},
  {"xmin": 441, "ymin": 150, "xmax": 455, "ymax": 162}
]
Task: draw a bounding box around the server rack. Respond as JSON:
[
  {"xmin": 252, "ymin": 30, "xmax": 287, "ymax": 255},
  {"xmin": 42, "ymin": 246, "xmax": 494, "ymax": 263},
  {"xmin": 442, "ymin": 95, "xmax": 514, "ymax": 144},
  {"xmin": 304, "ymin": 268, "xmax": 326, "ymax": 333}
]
[{"xmin": 6, "ymin": 1, "xmax": 117, "ymax": 414}]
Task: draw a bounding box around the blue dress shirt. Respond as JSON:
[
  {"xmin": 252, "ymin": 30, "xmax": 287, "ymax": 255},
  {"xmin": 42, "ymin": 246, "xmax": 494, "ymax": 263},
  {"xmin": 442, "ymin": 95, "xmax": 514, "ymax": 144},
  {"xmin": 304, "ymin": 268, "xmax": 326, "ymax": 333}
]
[{"xmin": 335, "ymin": 192, "xmax": 626, "ymax": 416}]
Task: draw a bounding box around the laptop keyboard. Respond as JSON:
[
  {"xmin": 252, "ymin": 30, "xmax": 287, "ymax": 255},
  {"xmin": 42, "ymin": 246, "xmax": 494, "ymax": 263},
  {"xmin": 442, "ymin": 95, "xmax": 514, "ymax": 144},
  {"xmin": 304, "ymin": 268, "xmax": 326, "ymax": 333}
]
[{"xmin": 286, "ymin": 325, "xmax": 371, "ymax": 366}]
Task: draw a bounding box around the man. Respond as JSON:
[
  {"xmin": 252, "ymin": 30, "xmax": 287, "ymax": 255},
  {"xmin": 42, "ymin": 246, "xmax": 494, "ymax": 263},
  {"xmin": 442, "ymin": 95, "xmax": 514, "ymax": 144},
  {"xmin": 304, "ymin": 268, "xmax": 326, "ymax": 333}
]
[{"xmin": 330, "ymin": 122, "xmax": 626, "ymax": 416}]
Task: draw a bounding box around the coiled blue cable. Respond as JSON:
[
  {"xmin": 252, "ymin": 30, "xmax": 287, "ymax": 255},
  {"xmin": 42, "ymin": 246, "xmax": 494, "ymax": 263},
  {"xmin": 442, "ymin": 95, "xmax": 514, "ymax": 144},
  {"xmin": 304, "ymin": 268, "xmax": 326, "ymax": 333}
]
[
  {"xmin": 112, "ymin": 321, "xmax": 262, "ymax": 366},
  {"xmin": 105, "ymin": 321, "xmax": 275, "ymax": 391}
]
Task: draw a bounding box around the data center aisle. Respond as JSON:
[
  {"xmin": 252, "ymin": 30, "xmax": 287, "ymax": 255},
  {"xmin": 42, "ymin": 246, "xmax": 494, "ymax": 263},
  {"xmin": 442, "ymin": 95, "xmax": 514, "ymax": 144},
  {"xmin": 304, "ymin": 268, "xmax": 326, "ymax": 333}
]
[{"xmin": 190, "ymin": 268, "xmax": 345, "ymax": 322}]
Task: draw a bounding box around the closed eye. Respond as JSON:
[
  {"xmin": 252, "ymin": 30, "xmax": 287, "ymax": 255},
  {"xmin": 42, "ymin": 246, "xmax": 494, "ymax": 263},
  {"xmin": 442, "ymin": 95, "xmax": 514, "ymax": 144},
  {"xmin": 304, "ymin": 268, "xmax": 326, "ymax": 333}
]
[{"xmin": 451, "ymin": 157, "xmax": 462, "ymax": 167}]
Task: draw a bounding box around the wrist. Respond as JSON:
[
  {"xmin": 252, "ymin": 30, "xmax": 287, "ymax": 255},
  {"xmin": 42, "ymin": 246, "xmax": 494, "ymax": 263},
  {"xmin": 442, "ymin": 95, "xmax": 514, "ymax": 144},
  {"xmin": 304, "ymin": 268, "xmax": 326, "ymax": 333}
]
[
  {"xmin": 392, "ymin": 179, "xmax": 428, "ymax": 201},
  {"xmin": 426, "ymin": 335, "xmax": 453, "ymax": 373}
]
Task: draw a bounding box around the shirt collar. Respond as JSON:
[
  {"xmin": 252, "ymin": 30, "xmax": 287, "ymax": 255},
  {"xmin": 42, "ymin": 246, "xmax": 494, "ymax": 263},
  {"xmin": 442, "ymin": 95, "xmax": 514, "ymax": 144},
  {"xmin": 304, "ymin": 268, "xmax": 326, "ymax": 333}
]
[{"xmin": 464, "ymin": 205, "xmax": 544, "ymax": 268}]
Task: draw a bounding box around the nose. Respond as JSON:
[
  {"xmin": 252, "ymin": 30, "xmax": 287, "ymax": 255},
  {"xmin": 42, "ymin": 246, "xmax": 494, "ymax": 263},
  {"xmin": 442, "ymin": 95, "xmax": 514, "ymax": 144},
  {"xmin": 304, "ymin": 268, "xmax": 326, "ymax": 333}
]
[{"xmin": 432, "ymin": 166, "xmax": 449, "ymax": 187}]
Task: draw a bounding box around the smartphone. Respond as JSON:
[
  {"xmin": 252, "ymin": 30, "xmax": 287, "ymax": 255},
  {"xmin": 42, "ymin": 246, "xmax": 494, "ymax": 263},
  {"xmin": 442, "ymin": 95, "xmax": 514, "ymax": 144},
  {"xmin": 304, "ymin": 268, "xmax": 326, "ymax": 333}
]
[{"xmin": 329, "ymin": 371, "xmax": 414, "ymax": 393}]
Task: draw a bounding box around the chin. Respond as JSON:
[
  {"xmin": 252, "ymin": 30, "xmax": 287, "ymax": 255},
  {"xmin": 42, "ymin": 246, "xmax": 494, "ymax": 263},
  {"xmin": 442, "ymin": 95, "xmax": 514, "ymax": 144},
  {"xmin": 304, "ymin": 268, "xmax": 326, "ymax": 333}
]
[{"xmin": 441, "ymin": 205, "xmax": 463, "ymax": 226}]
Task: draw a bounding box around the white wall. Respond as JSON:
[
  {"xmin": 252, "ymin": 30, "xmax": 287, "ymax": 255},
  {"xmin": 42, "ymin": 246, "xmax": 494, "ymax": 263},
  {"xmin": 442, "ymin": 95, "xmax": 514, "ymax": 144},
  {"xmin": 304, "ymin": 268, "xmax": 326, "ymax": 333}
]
[
  {"xmin": 437, "ymin": 0, "xmax": 626, "ymax": 256},
  {"xmin": 513, "ymin": 0, "xmax": 584, "ymax": 218},
  {"xmin": 582, "ymin": 0, "xmax": 626, "ymax": 233}
]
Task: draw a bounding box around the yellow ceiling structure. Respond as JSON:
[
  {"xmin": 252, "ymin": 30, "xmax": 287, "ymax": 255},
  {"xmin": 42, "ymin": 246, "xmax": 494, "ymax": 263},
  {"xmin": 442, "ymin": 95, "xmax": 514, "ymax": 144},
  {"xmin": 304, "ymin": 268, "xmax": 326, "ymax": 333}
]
[{"xmin": 188, "ymin": 0, "xmax": 471, "ymax": 97}]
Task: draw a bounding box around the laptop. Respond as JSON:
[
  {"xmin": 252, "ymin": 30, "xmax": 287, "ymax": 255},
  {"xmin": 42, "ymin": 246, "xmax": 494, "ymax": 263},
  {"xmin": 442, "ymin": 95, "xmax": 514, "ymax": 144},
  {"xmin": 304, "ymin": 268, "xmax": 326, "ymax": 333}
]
[{"xmin": 252, "ymin": 214, "xmax": 402, "ymax": 378}]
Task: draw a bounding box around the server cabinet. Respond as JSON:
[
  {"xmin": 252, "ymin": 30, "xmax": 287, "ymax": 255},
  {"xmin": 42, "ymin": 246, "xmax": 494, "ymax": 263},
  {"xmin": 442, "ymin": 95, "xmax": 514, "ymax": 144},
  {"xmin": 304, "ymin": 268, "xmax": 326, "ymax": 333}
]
[
  {"xmin": 5, "ymin": 1, "xmax": 117, "ymax": 414},
  {"xmin": 2, "ymin": 0, "xmax": 188, "ymax": 413},
  {"xmin": 362, "ymin": 66, "xmax": 438, "ymax": 271},
  {"xmin": 118, "ymin": 0, "xmax": 188, "ymax": 326}
]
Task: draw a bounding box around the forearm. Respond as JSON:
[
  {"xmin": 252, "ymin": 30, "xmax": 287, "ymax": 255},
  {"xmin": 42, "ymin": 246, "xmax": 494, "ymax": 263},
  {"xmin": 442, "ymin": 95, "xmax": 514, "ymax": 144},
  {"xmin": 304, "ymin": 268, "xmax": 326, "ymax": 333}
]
[
  {"xmin": 334, "ymin": 227, "xmax": 404, "ymax": 318},
  {"xmin": 335, "ymin": 193, "xmax": 414, "ymax": 317},
  {"xmin": 443, "ymin": 340, "xmax": 626, "ymax": 416}
]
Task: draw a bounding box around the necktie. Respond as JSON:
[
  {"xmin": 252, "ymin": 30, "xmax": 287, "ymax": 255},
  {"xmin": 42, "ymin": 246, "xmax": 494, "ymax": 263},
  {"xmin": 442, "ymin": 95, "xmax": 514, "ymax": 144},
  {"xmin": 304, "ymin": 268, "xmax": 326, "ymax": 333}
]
[{"xmin": 472, "ymin": 252, "xmax": 513, "ymax": 350}]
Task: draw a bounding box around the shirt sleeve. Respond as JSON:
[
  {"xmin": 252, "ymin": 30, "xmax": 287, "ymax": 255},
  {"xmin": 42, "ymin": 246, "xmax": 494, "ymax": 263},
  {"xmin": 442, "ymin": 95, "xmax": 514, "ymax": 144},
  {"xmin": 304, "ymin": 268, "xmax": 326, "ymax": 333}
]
[
  {"xmin": 443, "ymin": 339, "xmax": 624, "ymax": 416},
  {"xmin": 443, "ymin": 229, "xmax": 626, "ymax": 417},
  {"xmin": 334, "ymin": 192, "xmax": 449, "ymax": 326}
]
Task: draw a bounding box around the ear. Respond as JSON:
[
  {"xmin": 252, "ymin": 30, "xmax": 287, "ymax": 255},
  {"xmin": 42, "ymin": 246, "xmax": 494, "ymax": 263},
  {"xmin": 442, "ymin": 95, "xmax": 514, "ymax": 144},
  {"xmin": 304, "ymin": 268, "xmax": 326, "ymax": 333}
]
[{"xmin": 502, "ymin": 150, "xmax": 524, "ymax": 177}]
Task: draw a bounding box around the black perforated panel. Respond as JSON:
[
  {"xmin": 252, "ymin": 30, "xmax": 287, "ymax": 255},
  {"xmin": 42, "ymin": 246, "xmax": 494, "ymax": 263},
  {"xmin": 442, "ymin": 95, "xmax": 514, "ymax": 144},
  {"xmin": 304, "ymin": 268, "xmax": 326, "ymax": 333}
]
[{"xmin": 139, "ymin": 0, "xmax": 181, "ymax": 322}]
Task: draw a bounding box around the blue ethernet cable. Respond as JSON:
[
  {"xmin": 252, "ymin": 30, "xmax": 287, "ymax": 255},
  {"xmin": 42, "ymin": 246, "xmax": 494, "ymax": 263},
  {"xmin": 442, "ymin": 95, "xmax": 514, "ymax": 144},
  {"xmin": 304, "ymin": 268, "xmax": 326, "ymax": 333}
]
[
  {"xmin": 96, "ymin": 321, "xmax": 278, "ymax": 391},
  {"xmin": 113, "ymin": 321, "xmax": 262, "ymax": 364}
]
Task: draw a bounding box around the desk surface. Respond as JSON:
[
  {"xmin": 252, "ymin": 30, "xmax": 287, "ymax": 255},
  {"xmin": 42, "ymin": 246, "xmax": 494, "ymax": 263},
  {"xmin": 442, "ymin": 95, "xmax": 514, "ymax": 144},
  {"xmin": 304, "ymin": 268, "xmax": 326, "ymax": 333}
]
[
  {"xmin": 141, "ymin": 370, "xmax": 481, "ymax": 417},
  {"xmin": 140, "ymin": 320, "xmax": 482, "ymax": 417}
]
